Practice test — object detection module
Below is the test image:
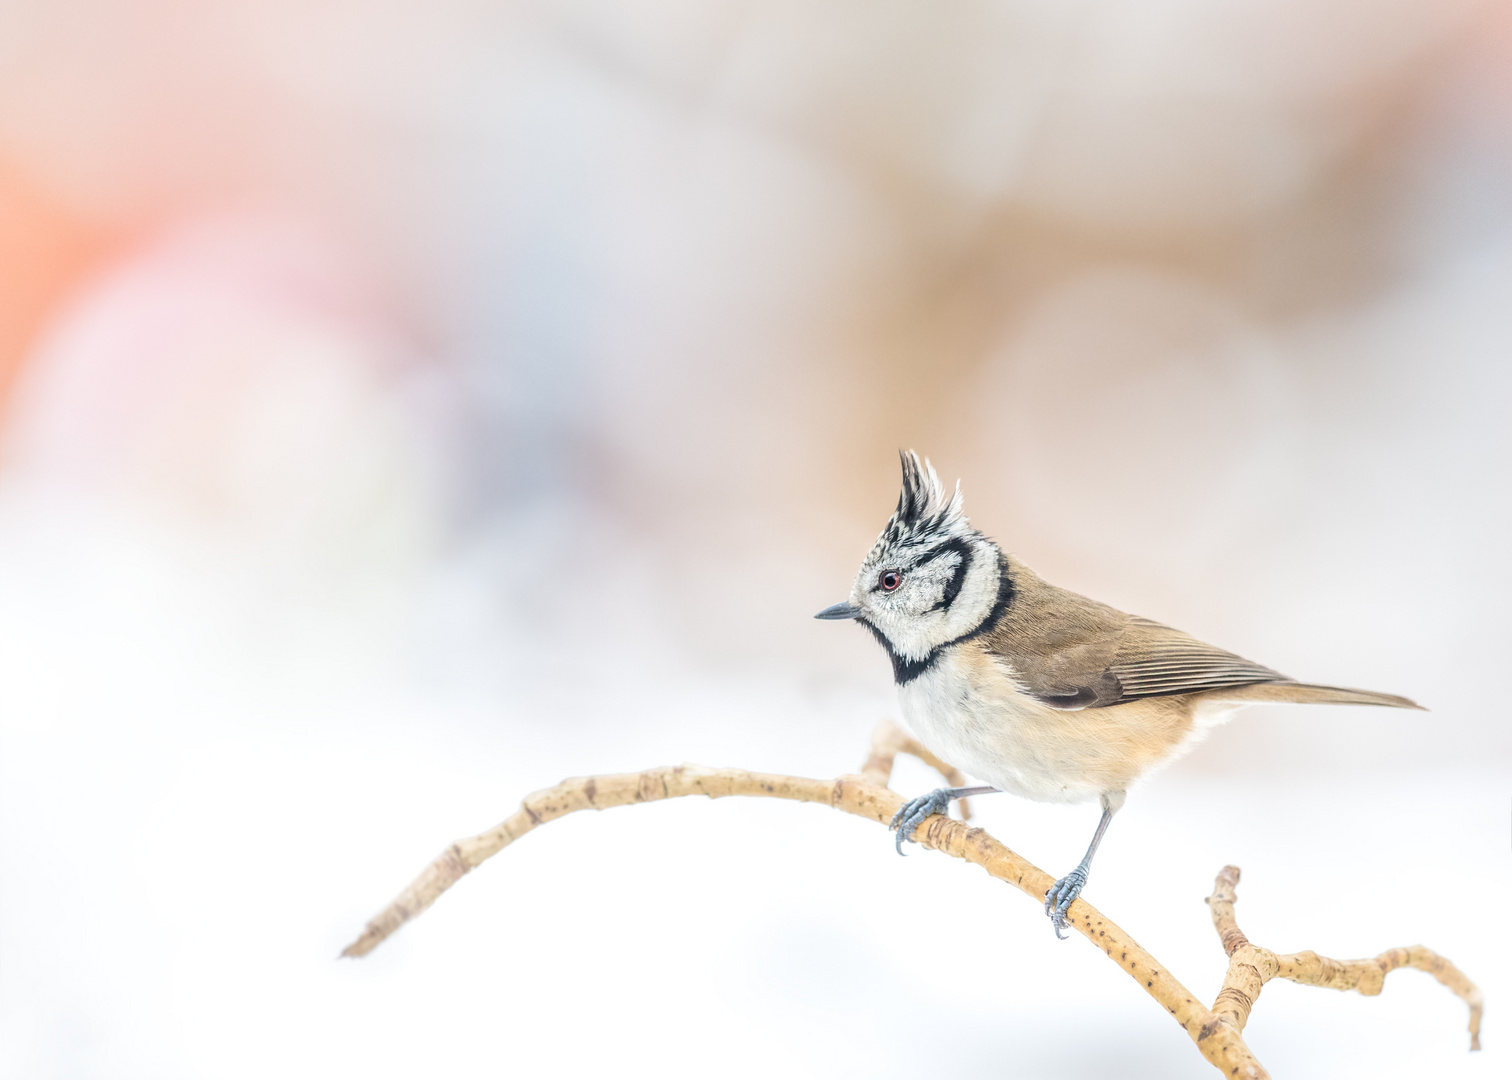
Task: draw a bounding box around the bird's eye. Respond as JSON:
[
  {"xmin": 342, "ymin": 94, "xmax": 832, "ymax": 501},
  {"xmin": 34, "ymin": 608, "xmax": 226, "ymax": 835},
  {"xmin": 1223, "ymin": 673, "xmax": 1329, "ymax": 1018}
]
[{"xmin": 879, "ymin": 570, "xmax": 902, "ymax": 592}]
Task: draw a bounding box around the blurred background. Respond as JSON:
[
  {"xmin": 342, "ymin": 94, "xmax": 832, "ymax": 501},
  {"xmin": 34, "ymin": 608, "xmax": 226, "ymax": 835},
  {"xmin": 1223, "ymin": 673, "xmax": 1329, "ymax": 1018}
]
[{"xmin": 0, "ymin": 2, "xmax": 1508, "ymax": 1077}]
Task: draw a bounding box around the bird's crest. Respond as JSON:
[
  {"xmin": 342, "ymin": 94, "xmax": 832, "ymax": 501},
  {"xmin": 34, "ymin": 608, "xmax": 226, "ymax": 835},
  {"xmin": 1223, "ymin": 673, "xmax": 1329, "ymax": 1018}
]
[{"xmin": 881, "ymin": 450, "xmax": 968, "ymax": 547}]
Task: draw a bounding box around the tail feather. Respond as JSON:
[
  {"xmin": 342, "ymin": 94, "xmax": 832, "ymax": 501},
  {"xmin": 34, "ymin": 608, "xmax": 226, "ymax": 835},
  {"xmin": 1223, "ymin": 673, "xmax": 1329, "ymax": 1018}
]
[{"xmin": 1207, "ymin": 682, "xmax": 1425, "ymax": 710}]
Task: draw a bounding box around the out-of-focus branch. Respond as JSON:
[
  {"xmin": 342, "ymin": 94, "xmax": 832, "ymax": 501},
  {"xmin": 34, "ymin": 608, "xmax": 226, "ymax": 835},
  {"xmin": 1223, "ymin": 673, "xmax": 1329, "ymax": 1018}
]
[
  {"xmin": 342, "ymin": 721, "xmax": 1480, "ymax": 1079},
  {"xmin": 1206, "ymin": 865, "xmax": 1482, "ymax": 1052},
  {"xmin": 858, "ymin": 718, "xmax": 977, "ymax": 818}
]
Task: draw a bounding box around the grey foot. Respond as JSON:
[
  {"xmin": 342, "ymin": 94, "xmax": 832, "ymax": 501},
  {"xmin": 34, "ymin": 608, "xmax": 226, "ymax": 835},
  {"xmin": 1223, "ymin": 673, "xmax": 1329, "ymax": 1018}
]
[
  {"xmin": 889, "ymin": 788, "xmax": 956, "ymax": 855},
  {"xmin": 1043, "ymin": 867, "xmax": 1088, "ymax": 939}
]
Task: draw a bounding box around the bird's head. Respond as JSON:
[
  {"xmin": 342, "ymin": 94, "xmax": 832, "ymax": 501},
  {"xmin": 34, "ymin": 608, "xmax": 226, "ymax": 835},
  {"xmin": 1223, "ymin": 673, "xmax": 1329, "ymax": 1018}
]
[{"xmin": 816, "ymin": 451, "xmax": 1005, "ymax": 675}]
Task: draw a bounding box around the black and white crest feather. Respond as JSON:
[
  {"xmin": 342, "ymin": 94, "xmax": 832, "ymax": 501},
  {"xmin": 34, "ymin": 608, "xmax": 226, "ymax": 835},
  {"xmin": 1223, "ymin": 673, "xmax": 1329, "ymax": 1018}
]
[{"xmin": 880, "ymin": 450, "xmax": 969, "ymax": 551}]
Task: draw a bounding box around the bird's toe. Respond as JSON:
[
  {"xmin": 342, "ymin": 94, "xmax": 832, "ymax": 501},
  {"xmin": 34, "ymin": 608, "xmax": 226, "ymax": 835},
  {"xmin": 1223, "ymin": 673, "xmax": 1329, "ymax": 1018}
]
[
  {"xmin": 889, "ymin": 789, "xmax": 953, "ymax": 855},
  {"xmin": 1043, "ymin": 868, "xmax": 1088, "ymax": 939}
]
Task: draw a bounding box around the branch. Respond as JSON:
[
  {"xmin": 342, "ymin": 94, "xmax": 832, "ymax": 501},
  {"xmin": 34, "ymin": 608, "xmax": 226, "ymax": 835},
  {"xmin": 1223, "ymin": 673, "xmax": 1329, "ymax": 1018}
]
[
  {"xmin": 1206, "ymin": 864, "xmax": 1482, "ymax": 1052},
  {"xmin": 343, "ymin": 721, "xmax": 1480, "ymax": 1078}
]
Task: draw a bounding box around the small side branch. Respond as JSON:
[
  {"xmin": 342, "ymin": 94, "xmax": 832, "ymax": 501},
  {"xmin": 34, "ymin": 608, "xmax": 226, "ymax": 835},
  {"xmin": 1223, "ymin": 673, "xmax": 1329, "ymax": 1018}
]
[
  {"xmin": 343, "ymin": 722, "xmax": 1480, "ymax": 1079},
  {"xmin": 1206, "ymin": 865, "xmax": 1483, "ymax": 1051},
  {"xmin": 859, "ymin": 719, "xmax": 979, "ymax": 818}
]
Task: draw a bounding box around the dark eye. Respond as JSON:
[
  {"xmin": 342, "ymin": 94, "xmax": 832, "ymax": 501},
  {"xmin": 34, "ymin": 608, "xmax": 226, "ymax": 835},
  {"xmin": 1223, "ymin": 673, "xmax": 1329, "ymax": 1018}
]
[{"xmin": 879, "ymin": 570, "xmax": 902, "ymax": 592}]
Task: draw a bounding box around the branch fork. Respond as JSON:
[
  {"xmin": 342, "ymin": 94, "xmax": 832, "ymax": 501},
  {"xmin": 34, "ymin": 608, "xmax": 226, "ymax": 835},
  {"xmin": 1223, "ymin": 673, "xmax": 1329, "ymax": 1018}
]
[{"xmin": 343, "ymin": 721, "xmax": 1481, "ymax": 1078}]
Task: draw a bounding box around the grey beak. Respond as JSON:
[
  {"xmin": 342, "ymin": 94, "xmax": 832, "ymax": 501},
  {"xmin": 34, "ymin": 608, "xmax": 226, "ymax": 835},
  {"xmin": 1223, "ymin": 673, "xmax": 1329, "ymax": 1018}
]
[{"xmin": 814, "ymin": 601, "xmax": 863, "ymax": 621}]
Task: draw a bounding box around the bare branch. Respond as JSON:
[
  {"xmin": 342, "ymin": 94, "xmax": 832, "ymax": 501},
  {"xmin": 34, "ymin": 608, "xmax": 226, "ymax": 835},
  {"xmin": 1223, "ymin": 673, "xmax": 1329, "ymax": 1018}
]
[
  {"xmin": 343, "ymin": 722, "xmax": 1480, "ymax": 1078},
  {"xmin": 1206, "ymin": 865, "xmax": 1483, "ymax": 1052}
]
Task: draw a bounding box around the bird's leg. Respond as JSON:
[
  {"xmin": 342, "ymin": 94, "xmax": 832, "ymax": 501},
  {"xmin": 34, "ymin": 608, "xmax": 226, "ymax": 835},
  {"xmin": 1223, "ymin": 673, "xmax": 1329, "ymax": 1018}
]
[
  {"xmin": 889, "ymin": 786, "xmax": 998, "ymax": 855},
  {"xmin": 1044, "ymin": 790, "xmax": 1123, "ymax": 939}
]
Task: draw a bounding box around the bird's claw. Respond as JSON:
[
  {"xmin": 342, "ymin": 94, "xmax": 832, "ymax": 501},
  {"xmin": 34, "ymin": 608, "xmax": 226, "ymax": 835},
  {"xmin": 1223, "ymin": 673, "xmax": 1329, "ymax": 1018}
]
[
  {"xmin": 888, "ymin": 788, "xmax": 955, "ymax": 855},
  {"xmin": 1044, "ymin": 867, "xmax": 1088, "ymax": 939}
]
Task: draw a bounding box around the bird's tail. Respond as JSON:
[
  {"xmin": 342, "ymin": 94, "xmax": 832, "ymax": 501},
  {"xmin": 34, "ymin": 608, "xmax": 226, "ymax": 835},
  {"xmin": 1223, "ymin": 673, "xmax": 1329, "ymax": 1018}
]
[{"xmin": 1206, "ymin": 682, "xmax": 1425, "ymax": 710}]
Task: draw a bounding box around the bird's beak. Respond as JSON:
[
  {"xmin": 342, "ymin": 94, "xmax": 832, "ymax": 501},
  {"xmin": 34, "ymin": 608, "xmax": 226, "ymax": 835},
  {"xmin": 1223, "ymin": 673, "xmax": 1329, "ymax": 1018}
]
[{"xmin": 814, "ymin": 601, "xmax": 863, "ymax": 620}]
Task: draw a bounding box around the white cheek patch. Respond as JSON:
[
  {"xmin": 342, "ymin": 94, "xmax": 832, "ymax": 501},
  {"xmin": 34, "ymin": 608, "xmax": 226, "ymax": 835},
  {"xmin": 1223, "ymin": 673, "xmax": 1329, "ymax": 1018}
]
[
  {"xmin": 874, "ymin": 607, "xmax": 948, "ymax": 662},
  {"xmin": 901, "ymin": 557, "xmax": 958, "ymax": 614},
  {"xmin": 940, "ymin": 554, "xmax": 1000, "ymax": 638}
]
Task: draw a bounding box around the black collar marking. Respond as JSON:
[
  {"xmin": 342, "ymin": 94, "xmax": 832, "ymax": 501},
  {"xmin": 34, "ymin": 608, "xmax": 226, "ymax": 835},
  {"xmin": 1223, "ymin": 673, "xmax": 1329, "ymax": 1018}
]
[{"xmin": 861, "ymin": 550, "xmax": 1016, "ymax": 686}]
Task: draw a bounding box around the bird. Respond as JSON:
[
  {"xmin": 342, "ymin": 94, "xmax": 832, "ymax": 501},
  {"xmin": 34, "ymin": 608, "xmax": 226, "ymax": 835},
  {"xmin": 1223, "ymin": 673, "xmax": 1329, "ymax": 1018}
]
[{"xmin": 815, "ymin": 451, "xmax": 1422, "ymax": 937}]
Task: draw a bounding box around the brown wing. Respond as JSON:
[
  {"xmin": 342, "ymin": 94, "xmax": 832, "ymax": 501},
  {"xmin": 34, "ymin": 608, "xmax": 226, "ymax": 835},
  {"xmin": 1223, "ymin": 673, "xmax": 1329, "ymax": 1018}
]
[
  {"xmin": 1102, "ymin": 616, "xmax": 1287, "ymax": 705},
  {"xmin": 982, "ymin": 558, "xmax": 1285, "ymax": 710}
]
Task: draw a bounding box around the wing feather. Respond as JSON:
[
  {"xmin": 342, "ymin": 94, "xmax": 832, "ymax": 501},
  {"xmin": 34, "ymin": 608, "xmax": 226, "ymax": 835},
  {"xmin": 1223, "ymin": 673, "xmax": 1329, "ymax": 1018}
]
[{"xmin": 1100, "ymin": 616, "xmax": 1285, "ymax": 703}]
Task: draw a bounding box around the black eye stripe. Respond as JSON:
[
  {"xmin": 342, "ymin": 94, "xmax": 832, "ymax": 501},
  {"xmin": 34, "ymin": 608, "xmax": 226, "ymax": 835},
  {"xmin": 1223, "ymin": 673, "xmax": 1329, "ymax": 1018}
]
[
  {"xmin": 939, "ymin": 541, "xmax": 973, "ymax": 610},
  {"xmin": 923, "ymin": 538, "xmax": 974, "ymax": 612},
  {"xmin": 912, "ymin": 541, "xmax": 965, "ymax": 568},
  {"xmin": 907, "ymin": 538, "xmax": 967, "ymax": 571}
]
